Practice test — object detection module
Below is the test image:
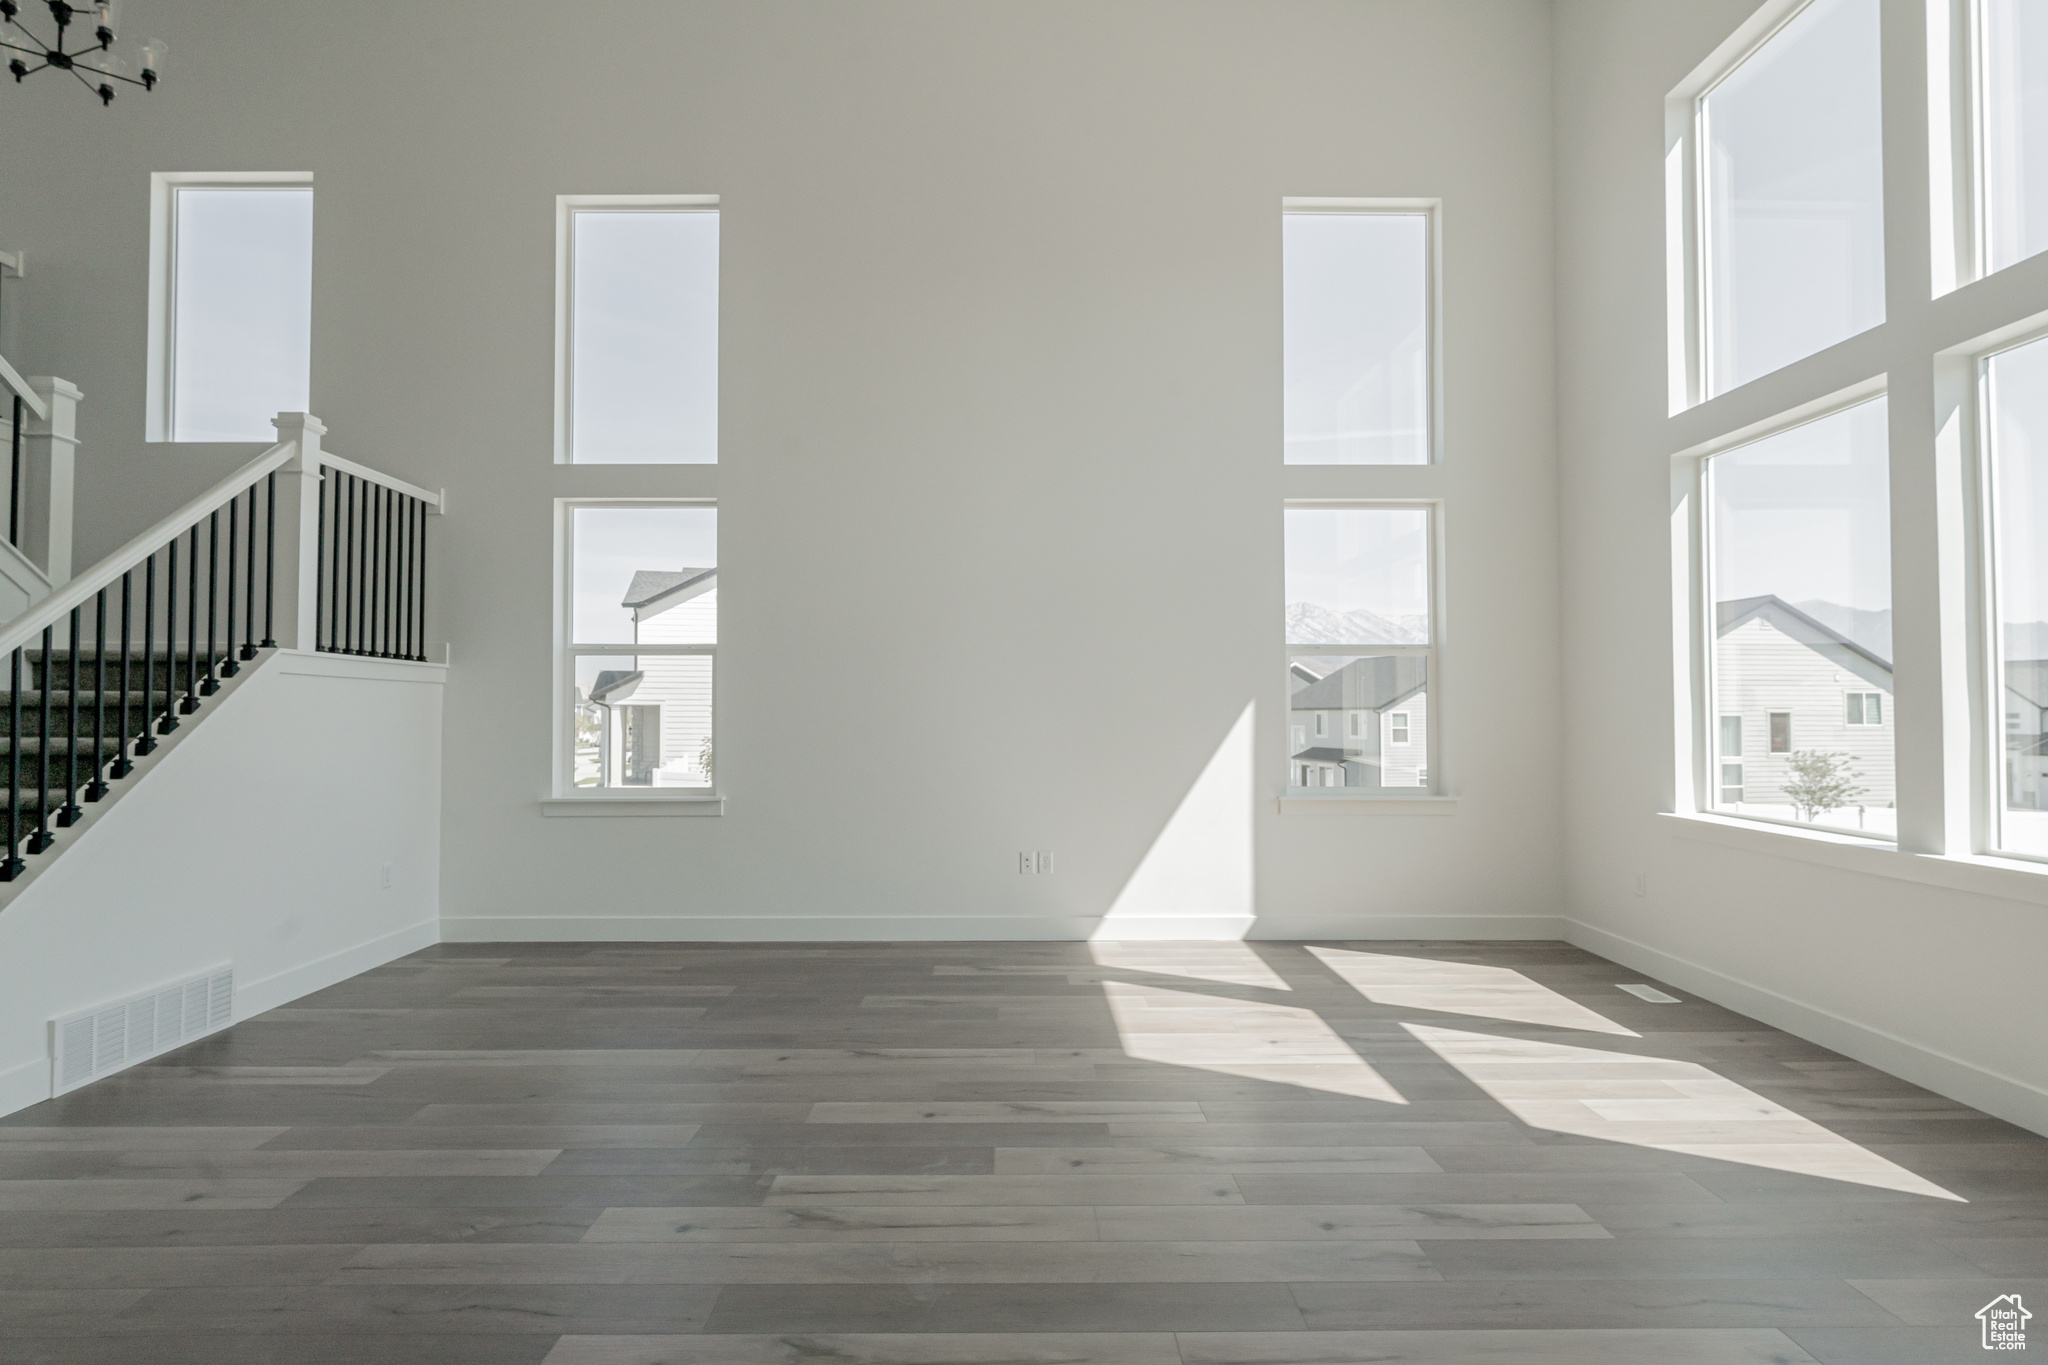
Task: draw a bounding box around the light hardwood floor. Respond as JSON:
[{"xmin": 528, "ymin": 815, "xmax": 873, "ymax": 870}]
[{"xmin": 0, "ymin": 940, "xmax": 2042, "ymax": 1363}]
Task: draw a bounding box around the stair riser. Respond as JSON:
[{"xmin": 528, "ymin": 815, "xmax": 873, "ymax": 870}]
[
  {"xmin": 1, "ymin": 707, "xmax": 174, "ymax": 737},
  {"xmin": 24, "ymin": 659, "xmax": 240, "ymax": 691}
]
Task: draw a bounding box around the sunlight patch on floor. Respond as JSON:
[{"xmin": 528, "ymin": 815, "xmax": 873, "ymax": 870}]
[
  {"xmin": 1103, "ymin": 981, "xmax": 1406, "ymax": 1102},
  {"xmin": 1404, "ymin": 1023, "xmax": 1964, "ymax": 1200},
  {"xmin": 1309, "ymin": 946, "xmax": 1639, "ymax": 1036},
  {"xmin": 1089, "ymin": 942, "xmax": 1292, "ymax": 990}
]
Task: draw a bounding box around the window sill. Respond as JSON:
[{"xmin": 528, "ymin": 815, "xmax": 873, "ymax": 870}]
[
  {"xmin": 1660, "ymin": 811, "xmax": 2048, "ymax": 903},
  {"xmin": 1279, "ymin": 795, "xmax": 1457, "ymax": 816},
  {"xmin": 541, "ymin": 795, "xmax": 724, "ymax": 818}
]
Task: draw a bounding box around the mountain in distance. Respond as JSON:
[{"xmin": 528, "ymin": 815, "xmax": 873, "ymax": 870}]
[
  {"xmin": 1793, "ymin": 600, "xmax": 2048, "ymax": 663},
  {"xmin": 1286, "ymin": 601, "xmax": 1428, "ymax": 647},
  {"xmin": 1793, "ymin": 600, "xmax": 1892, "ymax": 661}
]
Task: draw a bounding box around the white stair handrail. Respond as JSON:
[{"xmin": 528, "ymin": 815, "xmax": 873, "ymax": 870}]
[
  {"xmin": 0, "ymin": 440, "xmax": 297, "ymax": 659},
  {"xmin": 0, "ymin": 353, "xmax": 48, "ymax": 422}
]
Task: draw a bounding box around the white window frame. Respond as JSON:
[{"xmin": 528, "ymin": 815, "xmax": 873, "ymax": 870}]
[
  {"xmin": 1665, "ymin": 0, "xmax": 1866, "ymax": 412},
  {"xmin": 1845, "ymin": 690, "xmax": 1885, "ymax": 725},
  {"xmin": 553, "ymin": 194, "xmax": 720, "ymax": 466},
  {"xmin": 1662, "ymin": 7, "xmax": 2048, "ymax": 894},
  {"xmin": 1965, "ymin": 317, "xmax": 2048, "ymax": 862},
  {"xmin": 549, "ymin": 497, "xmax": 720, "ymax": 809},
  {"xmin": 1280, "ymin": 197, "xmax": 1444, "ymax": 466},
  {"xmin": 1282, "ymin": 498, "xmax": 1443, "ymax": 799},
  {"xmin": 1680, "ymin": 379, "xmax": 1893, "ymax": 842},
  {"xmin": 145, "ymin": 171, "xmax": 313, "ymax": 444},
  {"xmin": 1927, "ymin": 0, "xmax": 2048, "ymax": 293}
]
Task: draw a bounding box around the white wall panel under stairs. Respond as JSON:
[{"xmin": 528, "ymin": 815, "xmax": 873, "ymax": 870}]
[{"xmin": 0, "ymin": 648, "xmax": 444, "ymax": 1116}]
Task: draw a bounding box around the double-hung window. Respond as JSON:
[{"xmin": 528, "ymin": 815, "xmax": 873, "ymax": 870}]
[
  {"xmin": 556, "ymin": 503, "xmax": 717, "ymax": 796},
  {"xmin": 1283, "ymin": 505, "xmax": 1435, "ymax": 793},
  {"xmin": 148, "ymin": 174, "xmax": 314, "ymax": 442},
  {"xmin": 556, "ymin": 197, "xmax": 719, "ymax": 464},
  {"xmin": 1281, "ymin": 198, "xmax": 1444, "ymax": 804}
]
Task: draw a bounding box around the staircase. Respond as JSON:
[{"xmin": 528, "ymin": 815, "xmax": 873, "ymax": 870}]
[
  {"xmin": 0, "ymin": 415, "xmax": 443, "ymax": 891},
  {"xmin": 0, "ymin": 647, "xmax": 236, "ymax": 852},
  {"xmin": 0, "ymin": 245, "xmax": 449, "ymax": 1117}
]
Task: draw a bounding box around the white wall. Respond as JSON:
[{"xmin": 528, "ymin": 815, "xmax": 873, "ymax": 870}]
[
  {"xmin": 0, "ymin": 651, "xmax": 443, "ymax": 1117},
  {"xmin": 0, "ymin": 0, "xmax": 1563, "ymax": 941},
  {"xmin": 1555, "ymin": 0, "xmax": 2048, "ymax": 1134}
]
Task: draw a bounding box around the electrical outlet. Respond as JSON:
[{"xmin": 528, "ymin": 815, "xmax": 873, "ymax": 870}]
[
  {"xmin": 1036, "ymin": 851, "xmax": 1054, "ymax": 874},
  {"xmin": 1633, "ymin": 872, "xmax": 1646, "ymax": 898},
  {"xmin": 1019, "ymin": 851, "xmax": 1035, "ymax": 874},
  {"xmin": 382, "ymin": 864, "xmax": 394, "ymax": 890}
]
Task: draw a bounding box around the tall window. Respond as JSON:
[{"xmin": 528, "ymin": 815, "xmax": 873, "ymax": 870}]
[
  {"xmin": 1982, "ymin": 332, "xmax": 2048, "ymax": 855},
  {"xmin": 1707, "ymin": 398, "xmax": 1893, "ymax": 836},
  {"xmin": 558, "ymin": 199, "xmax": 718, "ymax": 464},
  {"xmin": 1284, "ymin": 506, "xmax": 1433, "ymax": 791},
  {"xmin": 1980, "ymin": 0, "xmax": 2048, "ymax": 273},
  {"xmin": 560, "ymin": 504, "xmax": 717, "ymax": 793},
  {"xmin": 1699, "ymin": 0, "xmax": 1884, "ymax": 397},
  {"xmin": 1282, "ymin": 210, "xmax": 1431, "ymax": 465},
  {"xmin": 156, "ymin": 181, "xmax": 314, "ymax": 442}
]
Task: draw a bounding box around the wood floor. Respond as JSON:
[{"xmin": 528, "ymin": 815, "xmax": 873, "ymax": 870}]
[{"xmin": 0, "ymin": 940, "xmax": 2042, "ymax": 1363}]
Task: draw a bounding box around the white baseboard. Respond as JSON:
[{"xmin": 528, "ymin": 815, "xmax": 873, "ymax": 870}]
[
  {"xmin": 0, "ymin": 1052, "xmax": 48, "ymax": 1120},
  {"xmin": 439, "ymin": 914, "xmax": 1568, "ymax": 943},
  {"xmin": 234, "ymin": 919, "xmax": 440, "ymax": 1018},
  {"xmin": 1565, "ymin": 917, "xmax": 2048, "ymax": 1140},
  {"xmin": 1286, "ymin": 915, "xmax": 1568, "ymax": 940}
]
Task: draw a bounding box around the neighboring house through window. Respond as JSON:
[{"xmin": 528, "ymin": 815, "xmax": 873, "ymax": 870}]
[
  {"xmin": 559, "ymin": 504, "xmax": 718, "ymax": 795},
  {"xmin": 1284, "ymin": 505, "xmax": 1435, "ymax": 792}
]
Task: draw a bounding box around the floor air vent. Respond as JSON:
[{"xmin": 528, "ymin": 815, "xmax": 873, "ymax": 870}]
[{"xmin": 51, "ymin": 966, "xmax": 233, "ymax": 1096}]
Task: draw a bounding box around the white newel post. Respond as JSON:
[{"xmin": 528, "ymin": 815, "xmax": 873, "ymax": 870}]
[
  {"xmin": 20, "ymin": 377, "xmax": 79, "ymax": 587},
  {"xmin": 271, "ymin": 411, "xmax": 325, "ymax": 653}
]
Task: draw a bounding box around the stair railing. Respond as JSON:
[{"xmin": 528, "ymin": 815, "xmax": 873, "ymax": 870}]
[
  {"xmin": 0, "ymin": 248, "xmax": 23, "ymax": 549},
  {"xmin": 0, "ymin": 411, "xmax": 442, "ymax": 882}
]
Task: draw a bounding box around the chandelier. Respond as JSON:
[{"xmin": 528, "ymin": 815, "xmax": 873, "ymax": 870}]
[{"xmin": 0, "ymin": 1, "xmax": 163, "ymax": 105}]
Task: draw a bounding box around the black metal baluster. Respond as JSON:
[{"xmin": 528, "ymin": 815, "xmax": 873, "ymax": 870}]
[
  {"xmin": 240, "ymin": 486, "xmax": 257, "ymax": 660},
  {"xmin": 416, "ymin": 496, "xmax": 428, "ymax": 662},
  {"xmin": 313, "ymin": 470, "xmax": 326, "ymax": 653},
  {"xmin": 342, "ymin": 475, "xmax": 356, "ymax": 655},
  {"xmin": 355, "ymin": 478, "xmax": 369, "ymax": 655},
  {"xmin": 261, "ymin": 471, "xmax": 277, "ymax": 649},
  {"xmin": 29, "ymin": 624, "xmax": 52, "ymax": 852},
  {"xmin": 160, "ymin": 539, "xmax": 179, "ymax": 734},
  {"xmin": 56, "ymin": 607, "xmax": 80, "ymax": 827},
  {"xmin": 138, "ymin": 552, "xmax": 159, "ymax": 752},
  {"xmin": 223, "ymin": 495, "xmax": 239, "ymax": 678},
  {"xmin": 180, "ymin": 525, "xmax": 199, "ymax": 714},
  {"xmin": 2, "ymin": 648, "xmax": 20, "ymax": 878},
  {"xmin": 363, "ymin": 483, "xmax": 376, "ymax": 657},
  {"xmin": 8, "ymin": 394, "xmax": 20, "ymax": 548},
  {"xmin": 370, "ymin": 482, "xmax": 382, "ymax": 658},
  {"xmin": 378, "ymin": 485, "xmax": 389, "ymax": 654},
  {"xmin": 200, "ymin": 510, "xmax": 219, "ymax": 695},
  {"xmin": 328, "ymin": 474, "xmax": 342, "ymax": 652},
  {"xmin": 85, "ymin": 590, "xmax": 108, "ymax": 802},
  {"xmin": 400, "ymin": 497, "xmax": 413, "ymax": 662},
  {"xmin": 384, "ymin": 487, "xmax": 396, "ymax": 658},
  {"xmin": 111, "ymin": 572, "xmax": 132, "ymax": 779}
]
